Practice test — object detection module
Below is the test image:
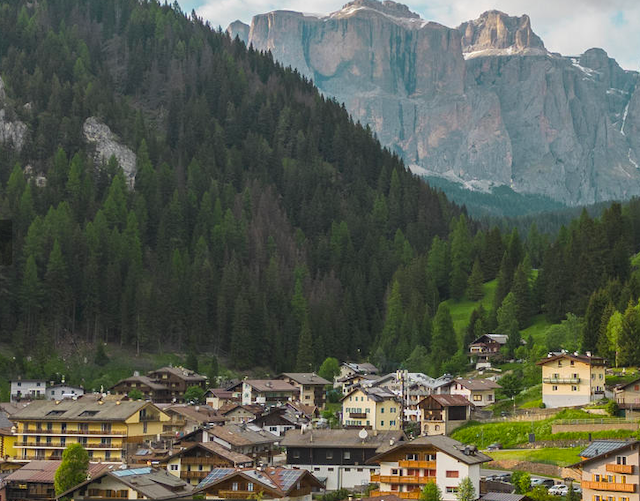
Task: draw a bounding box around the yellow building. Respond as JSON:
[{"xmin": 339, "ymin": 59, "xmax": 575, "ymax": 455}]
[
  {"xmin": 10, "ymin": 398, "xmax": 170, "ymax": 463},
  {"xmin": 537, "ymin": 353, "xmax": 606, "ymax": 408},
  {"xmin": 341, "ymin": 387, "xmax": 401, "ymax": 430}
]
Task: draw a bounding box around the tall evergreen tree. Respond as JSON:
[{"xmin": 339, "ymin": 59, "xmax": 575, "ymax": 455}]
[{"xmin": 467, "ymin": 258, "xmax": 484, "ymax": 301}]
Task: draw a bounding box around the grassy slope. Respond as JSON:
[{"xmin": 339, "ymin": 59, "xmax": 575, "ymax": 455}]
[
  {"xmin": 444, "ymin": 280, "xmax": 497, "ymax": 344},
  {"xmin": 488, "ymin": 447, "xmax": 583, "ymax": 467}
]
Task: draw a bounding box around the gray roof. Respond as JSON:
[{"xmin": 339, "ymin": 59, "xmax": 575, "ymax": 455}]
[
  {"xmin": 208, "ymin": 424, "xmax": 279, "ymax": 447},
  {"xmin": 149, "ymin": 366, "xmax": 207, "ymax": 382},
  {"xmin": 369, "ymin": 435, "xmax": 492, "ymax": 465},
  {"xmin": 111, "ymin": 375, "xmax": 167, "ymax": 391},
  {"xmin": 341, "ymin": 386, "xmax": 398, "ymax": 402},
  {"xmin": 10, "ymin": 399, "xmax": 158, "ymax": 422},
  {"xmin": 279, "ymin": 373, "xmax": 331, "ymax": 386},
  {"xmin": 281, "ymin": 429, "xmax": 406, "ymax": 450},
  {"xmin": 580, "ymin": 440, "xmax": 634, "ymax": 458}
]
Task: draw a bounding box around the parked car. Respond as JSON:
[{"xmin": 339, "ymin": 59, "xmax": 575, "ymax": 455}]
[
  {"xmin": 497, "ymin": 473, "xmax": 512, "ymax": 483},
  {"xmin": 549, "ymin": 484, "xmax": 581, "ymax": 496},
  {"xmin": 487, "ymin": 442, "xmax": 503, "ymax": 451},
  {"xmin": 531, "ymin": 478, "xmax": 555, "ymax": 489},
  {"xmin": 485, "ymin": 474, "xmax": 501, "ymax": 482}
]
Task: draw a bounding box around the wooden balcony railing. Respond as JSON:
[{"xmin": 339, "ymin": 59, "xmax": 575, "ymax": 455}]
[
  {"xmin": 218, "ymin": 491, "xmax": 258, "ymax": 498},
  {"xmin": 371, "ymin": 474, "xmax": 380, "ymax": 482},
  {"xmin": 182, "ymin": 457, "xmax": 228, "ymax": 465},
  {"xmin": 180, "ymin": 471, "xmax": 208, "ymax": 479},
  {"xmin": 542, "ymin": 377, "xmax": 580, "ymax": 384},
  {"xmin": 582, "ymin": 481, "xmax": 636, "ymax": 493},
  {"xmin": 606, "ymin": 464, "xmax": 634, "ymax": 474},
  {"xmin": 398, "ymin": 460, "xmax": 437, "ymax": 469},
  {"xmin": 378, "ymin": 476, "xmax": 436, "ymax": 485},
  {"xmin": 370, "ymin": 491, "xmax": 421, "ymax": 499},
  {"xmin": 349, "ymin": 413, "xmax": 368, "ymax": 419}
]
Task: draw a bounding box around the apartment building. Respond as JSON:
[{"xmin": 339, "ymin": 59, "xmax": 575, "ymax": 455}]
[
  {"xmin": 227, "ymin": 380, "xmax": 299, "ymax": 407},
  {"xmin": 164, "ymin": 442, "xmax": 253, "ymax": 485},
  {"xmin": 193, "ymin": 467, "xmax": 324, "ymax": 501},
  {"xmin": 368, "ymin": 436, "xmax": 492, "ymax": 501},
  {"xmin": 10, "ymin": 380, "xmax": 47, "ymax": 402},
  {"xmin": 110, "ymin": 366, "xmax": 208, "ymax": 403},
  {"xmin": 10, "ymin": 398, "xmax": 170, "ymax": 463},
  {"xmin": 537, "ymin": 353, "xmax": 607, "ymax": 408},
  {"xmin": 277, "ymin": 373, "xmax": 331, "ymax": 409},
  {"xmin": 570, "ymin": 440, "xmax": 639, "ymax": 501},
  {"xmin": 341, "ymin": 387, "xmax": 401, "ymax": 431},
  {"xmin": 281, "ymin": 428, "xmax": 406, "ymax": 490}
]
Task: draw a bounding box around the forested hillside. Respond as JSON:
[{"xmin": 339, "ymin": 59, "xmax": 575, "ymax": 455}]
[{"xmin": 2, "ymin": 0, "xmax": 640, "ymax": 381}]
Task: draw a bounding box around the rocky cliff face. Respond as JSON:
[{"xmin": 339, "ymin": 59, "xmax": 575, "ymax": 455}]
[
  {"xmin": 0, "ymin": 76, "xmax": 28, "ymax": 151},
  {"xmin": 240, "ymin": 1, "xmax": 640, "ymax": 205},
  {"xmin": 227, "ymin": 20, "xmax": 249, "ymax": 44}
]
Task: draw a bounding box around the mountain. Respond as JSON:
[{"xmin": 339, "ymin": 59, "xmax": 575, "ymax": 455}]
[{"xmin": 235, "ymin": 1, "xmax": 640, "ymax": 206}]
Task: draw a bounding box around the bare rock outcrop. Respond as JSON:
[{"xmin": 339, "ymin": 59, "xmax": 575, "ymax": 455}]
[
  {"xmin": 83, "ymin": 117, "xmax": 137, "ymax": 188},
  {"xmin": 0, "ymin": 76, "xmax": 28, "ymax": 151},
  {"xmin": 227, "ymin": 20, "xmax": 250, "ymax": 44}
]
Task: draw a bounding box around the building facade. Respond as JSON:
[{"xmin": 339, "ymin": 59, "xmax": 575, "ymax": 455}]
[
  {"xmin": 418, "ymin": 395, "xmax": 472, "ymax": 436},
  {"xmin": 537, "ymin": 353, "xmax": 607, "ymax": 408},
  {"xmin": 444, "ymin": 379, "xmax": 500, "ymax": 408},
  {"xmin": 341, "ymin": 388, "xmax": 401, "ymax": 430},
  {"xmin": 277, "ymin": 374, "xmax": 330, "ymax": 409},
  {"xmin": 10, "ymin": 381, "xmax": 47, "ymax": 402}
]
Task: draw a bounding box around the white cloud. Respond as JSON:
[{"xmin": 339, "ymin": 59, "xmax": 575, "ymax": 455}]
[{"xmin": 188, "ymin": 0, "xmax": 640, "ymax": 70}]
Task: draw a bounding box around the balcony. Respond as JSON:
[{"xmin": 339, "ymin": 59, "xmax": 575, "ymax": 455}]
[
  {"xmin": 21, "ymin": 429, "xmax": 126, "ymax": 436},
  {"xmin": 378, "ymin": 476, "xmax": 436, "ymax": 485},
  {"xmin": 139, "ymin": 415, "xmax": 156, "ymax": 421},
  {"xmin": 181, "ymin": 471, "xmax": 209, "ymax": 480},
  {"xmin": 543, "ymin": 377, "xmax": 580, "ymax": 384},
  {"xmin": 349, "ymin": 412, "xmax": 368, "ymax": 419},
  {"xmin": 182, "ymin": 457, "xmax": 227, "ymax": 465},
  {"xmin": 218, "ymin": 492, "xmax": 265, "ymax": 499},
  {"xmin": 370, "ymin": 491, "xmax": 421, "ymax": 500},
  {"xmin": 16, "ymin": 441, "xmax": 122, "ymax": 450},
  {"xmin": 371, "ymin": 475, "xmax": 380, "ymax": 482},
  {"xmin": 607, "ymin": 464, "xmax": 634, "ymax": 474},
  {"xmin": 398, "ymin": 460, "xmax": 437, "ymax": 469},
  {"xmin": 582, "ymin": 481, "xmax": 636, "ymax": 493}
]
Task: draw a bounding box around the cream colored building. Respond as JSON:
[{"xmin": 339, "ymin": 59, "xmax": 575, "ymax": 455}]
[
  {"xmin": 277, "ymin": 373, "xmax": 331, "ymax": 409},
  {"xmin": 341, "ymin": 387, "xmax": 401, "ymax": 430},
  {"xmin": 570, "ymin": 440, "xmax": 639, "ymax": 501},
  {"xmin": 368, "ymin": 436, "xmax": 491, "ymax": 501},
  {"xmin": 537, "ymin": 353, "xmax": 607, "ymax": 408},
  {"xmin": 444, "ymin": 378, "xmax": 500, "ymax": 408},
  {"xmin": 616, "ymin": 378, "xmax": 640, "ymax": 411}
]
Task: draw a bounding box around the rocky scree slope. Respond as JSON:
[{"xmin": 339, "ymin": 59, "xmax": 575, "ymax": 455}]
[{"xmin": 229, "ymin": 1, "xmax": 640, "ymax": 205}]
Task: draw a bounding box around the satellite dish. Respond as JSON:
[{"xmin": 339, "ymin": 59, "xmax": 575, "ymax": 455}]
[{"xmin": 358, "ymin": 429, "xmax": 368, "ymax": 440}]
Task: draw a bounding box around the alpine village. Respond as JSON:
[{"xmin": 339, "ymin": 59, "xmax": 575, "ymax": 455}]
[{"xmin": 3, "ymin": 2, "xmax": 640, "ymax": 501}]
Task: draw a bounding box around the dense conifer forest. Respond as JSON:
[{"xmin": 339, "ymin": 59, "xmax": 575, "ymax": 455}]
[{"xmin": 2, "ymin": 0, "xmax": 640, "ymax": 380}]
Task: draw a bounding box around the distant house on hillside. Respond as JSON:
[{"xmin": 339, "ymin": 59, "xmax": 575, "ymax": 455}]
[
  {"xmin": 110, "ymin": 366, "xmax": 208, "ymax": 403},
  {"xmin": 468, "ymin": 334, "xmax": 509, "ymax": 369},
  {"xmin": 10, "ymin": 379, "xmax": 46, "ymax": 402},
  {"xmin": 615, "ymin": 378, "xmax": 640, "ymax": 411}
]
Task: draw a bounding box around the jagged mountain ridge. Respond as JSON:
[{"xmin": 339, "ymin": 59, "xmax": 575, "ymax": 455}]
[{"xmin": 229, "ymin": 1, "xmax": 640, "ymax": 206}]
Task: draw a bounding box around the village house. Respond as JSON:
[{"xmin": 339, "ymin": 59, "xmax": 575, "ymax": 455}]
[
  {"xmin": 163, "ymin": 442, "xmax": 253, "ymax": 485},
  {"xmin": 537, "ymin": 352, "xmax": 607, "ymax": 408},
  {"xmin": 5, "ymin": 461, "xmax": 111, "ymax": 501},
  {"xmin": 569, "ymin": 440, "xmax": 639, "ymax": 501},
  {"xmin": 277, "ymin": 373, "xmax": 331, "ymax": 409},
  {"xmin": 45, "ymin": 384, "xmax": 84, "ymax": 401},
  {"xmin": 193, "ymin": 466, "xmax": 324, "ymax": 501},
  {"xmin": 162, "ymin": 404, "xmax": 226, "ymax": 434},
  {"xmin": 10, "ymin": 380, "xmax": 47, "ymax": 402},
  {"xmin": 219, "ymin": 403, "xmax": 264, "ymax": 424},
  {"xmin": 341, "ymin": 387, "xmax": 401, "ymax": 431},
  {"xmin": 249, "ymin": 406, "xmax": 310, "ymax": 437},
  {"xmin": 368, "ymin": 436, "xmax": 492, "ymax": 501},
  {"xmin": 227, "ymin": 380, "xmax": 300, "ymax": 407},
  {"xmin": 442, "ymin": 378, "xmax": 500, "ymax": 408},
  {"xmin": 55, "ymin": 466, "xmax": 194, "ymax": 501},
  {"xmin": 616, "ymin": 378, "xmax": 640, "ymax": 411},
  {"xmin": 336, "ymin": 374, "xmax": 380, "ymax": 396},
  {"xmin": 10, "ymin": 398, "xmax": 170, "ymax": 463},
  {"xmin": 281, "ymin": 428, "xmax": 406, "ymax": 490},
  {"xmin": 205, "ymin": 389, "xmax": 239, "ymax": 410},
  {"xmin": 205, "ymin": 424, "xmax": 280, "ymax": 465},
  {"xmin": 338, "ymin": 362, "xmax": 380, "ymax": 381},
  {"xmin": 110, "ymin": 367, "xmax": 208, "ymax": 404},
  {"xmin": 468, "ymin": 334, "xmax": 509, "ymax": 369},
  {"xmin": 418, "ymin": 395, "xmax": 473, "ymax": 436}
]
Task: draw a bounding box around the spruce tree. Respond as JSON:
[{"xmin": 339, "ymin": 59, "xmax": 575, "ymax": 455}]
[
  {"xmin": 467, "ymin": 258, "xmax": 484, "ymax": 301},
  {"xmin": 511, "ymin": 264, "xmax": 532, "ymax": 328},
  {"xmin": 583, "ymin": 289, "xmax": 609, "ymax": 353},
  {"xmin": 431, "ymin": 304, "xmax": 457, "ymax": 371}
]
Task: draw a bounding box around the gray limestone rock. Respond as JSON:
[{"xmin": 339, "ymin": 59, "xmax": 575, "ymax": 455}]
[
  {"xmin": 227, "ymin": 20, "xmax": 250, "ymax": 45},
  {"xmin": 0, "ymin": 76, "xmax": 27, "ymax": 151},
  {"xmin": 83, "ymin": 117, "xmax": 137, "ymax": 188}
]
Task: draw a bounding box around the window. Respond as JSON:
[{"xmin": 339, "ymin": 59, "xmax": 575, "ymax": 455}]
[
  {"xmin": 326, "ymin": 451, "xmax": 333, "ymax": 460},
  {"xmin": 446, "ymin": 471, "xmax": 459, "ymax": 478},
  {"xmin": 487, "ymin": 394, "xmax": 493, "ymax": 401},
  {"xmin": 435, "ymin": 425, "xmax": 440, "ymax": 431},
  {"xmin": 381, "ymin": 408, "xmax": 385, "ymax": 414},
  {"xmin": 46, "ymin": 422, "xmax": 52, "ymax": 431},
  {"xmin": 426, "ymin": 454, "xmax": 436, "ymax": 461},
  {"xmin": 570, "ymin": 360, "xmax": 575, "ymax": 366},
  {"xmin": 392, "ymin": 469, "xmax": 400, "ymax": 476},
  {"xmin": 380, "ymin": 420, "xmax": 384, "ymax": 426},
  {"xmin": 314, "ymin": 467, "xmax": 320, "ymax": 471},
  {"xmin": 446, "ymin": 487, "xmax": 459, "ymax": 493},
  {"xmin": 552, "ymin": 385, "xmax": 558, "ymax": 391},
  {"xmin": 594, "ymin": 474, "xmax": 601, "ymax": 482},
  {"xmin": 390, "ymin": 420, "xmax": 396, "ymax": 426},
  {"xmin": 357, "ymin": 468, "xmax": 363, "ymax": 472},
  {"xmin": 473, "ymin": 395, "xmax": 482, "ymax": 401},
  {"xmin": 248, "ymin": 483, "xmax": 254, "ymax": 492},
  {"xmin": 345, "ymin": 468, "xmax": 351, "ymax": 472},
  {"xmin": 232, "ymin": 483, "xmax": 239, "ymax": 491},
  {"xmin": 406, "ymin": 454, "xmax": 418, "ymax": 461},
  {"xmin": 558, "ymin": 361, "xmax": 562, "ymax": 367},
  {"xmin": 170, "ymin": 464, "xmax": 179, "ymax": 471},
  {"xmin": 594, "ymin": 496, "xmax": 601, "ymax": 501},
  {"xmin": 572, "ymin": 386, "xmax": 578, "ymax": 391},
  {"xmin": 553, "ymin": 373, "xmax": 560, "ymax": 379},
  {"xmin": 105, "ymin": 451, "xmax": 111, "ymax": 461},
  {"xmin": 572, "ymin": 373, "xmax": 579, "ymax": 379},
  {"xmin": 617, "ymin": 456, "xmax": 627, "ymax": 465},
  {"xmin": 344, "ymin": 452, "xmax": 351, "ymax": 460},
  {"xmin": 391, "ymin": 408, "xmax": 396, "ymax": 413}
]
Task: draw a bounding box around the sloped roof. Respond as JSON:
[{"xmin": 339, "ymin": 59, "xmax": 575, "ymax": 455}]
[
  {"xmin": 149, "ymin": 366, "xmax": 207, "ymax": 382},
  {"xmin": 279, "ymin": 373, "xmax": 331, "ymax": 386},
  {"xmin": 165, "ymin": 441, "xmax": 253, "ymax": 466},
  {"xmin": 481, "ymin": 493, "xmax": 528, "ymax": 501},
  {"xmin": 450, "ymin": 378, "xmax": 501, "ymax": 391},
  {"xmin": 8, "ymin": 461, "xmax": 111, "ymax": 484},
  {"xmin": 421, "ymin": 394, "xmax": 473, "ymax": 407},
  {"xmin": 281, "ymin": 429, "xmax": 406, "ymax": 450},
  {"xmin": 196, "ymin": 467, "xmax": 323, "ymax": 496},
  {"xmin": 205, "ymin": 388, "xmax": 235, "ymax": 399},
  {"xmin": 470, "ymin": 334, "xmax": 509, "ymax": 345},
  {"xmin": 368, "ymin": 435, "xmax": 492, "ymax": 465},
  {"xmin": 536, "ymin": 353, "xmax": 607, "ymax": 366},
  {"xmin": 227, "ymin": 380, "xmax": 299, "ymax": 393},
  {"xmin": 342, "ymin": 362, "xmax": 379, "ymax": 374},
  {"xmin": 10, "ymin": 399, "xmax": 159, "ymax": 422},
  {"xmin": 208, "ymin": 424, "xmax": 279, "ymax": 447},
  {"xmin": 341, "ymin": 386, "xmax": 398, "ymax": 402},
  {"xmin": 164, "ymin": 404, "xmax": 225, "ymax": 423},
  {"xmin": 110, "ymin": 375, "xmax": 167, "ymax": 391},
  {"xmin": 219, "ymin": 403, "xmax": 264, "ymax": 416},
  {"xmin": 579, "ymin": 440, "xmax": 636, "ymax": 459}
]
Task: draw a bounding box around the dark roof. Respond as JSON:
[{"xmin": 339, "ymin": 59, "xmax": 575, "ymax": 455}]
[
  {"xmin": 536, "ymin": 353, "xmax": 607, "ymax": 366},
  {"xmin": 7, "ymin": 461, "xmax": 111, "ymax": 484},
  {"xmin": 110, "ymin": 375, "xmax": 167, "ymax": 391},
  {"xmin": 617, "ymin": 377, "xmax": 640, "ymax": 390},
  {"xmin": 578, "ymin": 440, "xmax": 636, "ymax": 460},
  {"xmin": 205, "ymin": 388, "xmax": 235, "ymax": 399},
  {"xmin": 368, "ymin": 436, "xmax": 492, "ymax": 465},
  {"xmin": 278, "ymin": 373, "xmax": 331, "ymax": 386},
  {"xmin": 227, "ymin": 380, "xmax": 299, "ymax": 393},
  {"xmin": 470, "ymin": 334, "xmax": 509, "ymax": 346},
  {"xmin": 420, "ymin": 394, "xmax": 473, "ymax": 408},
  {"xmin": 481, "ymin": 494, "xmax": 528, "ymax": 501},
  {"xmin": 281, "ymin": 429, "xmax": 406, "ymax": 450},
  {"xmin": 196, "ymin": 467, "xmax": 323, "ymax": 496},
  {"xmin": 149, "ymin": 366, "xmax": 208, "ymax": 382},
  {"xmin": 165, "ymin": 441, "xmax": 253, "ymax": 466}
]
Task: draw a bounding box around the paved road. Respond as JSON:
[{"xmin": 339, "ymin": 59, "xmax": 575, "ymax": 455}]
[{"xmin": 481, "ymin": 468, "xmax": 559, "ymax": 482}]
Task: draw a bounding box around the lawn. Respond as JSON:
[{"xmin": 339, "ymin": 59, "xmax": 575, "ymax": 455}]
[
  {"xmin": 444, "ymin": 279, "xmax": 497, "ymax": 342},
  {"xmin": 487, "ymin": 447, "xmax": 582, "ymax": 467},
  {"xmin": 521, "ymin": 314, "xmax": 553, "ymax": 344}
]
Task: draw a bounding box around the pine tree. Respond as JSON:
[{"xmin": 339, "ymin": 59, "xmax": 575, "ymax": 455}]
[
  {"xmin": 511, "ymin": 264, "xmax": 532, "ymax": 328},
  {"xmin": 467, "ymin": 258, "xmax": 484, "ymax": 301},
  {"xmin": 583, "ymin": 289, "xmax": 609, "ymax": 353},
  {"xmin": 431, "ymin": 304, "xmax": 457, "ymax": 371},
  {"xmin": 450, "ymin": 215, "xmax": 472, "ymax": 299},
  {"xmin": 618, "ymin": 302, "xmax": 640, "ymax": 367},
  {"xmin": 295, "ymin": 319, "xmax": 315, "ymax": 372}
]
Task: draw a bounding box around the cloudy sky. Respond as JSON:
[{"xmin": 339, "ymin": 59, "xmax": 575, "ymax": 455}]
[{"xmin": 179, "ymin": 0, "xmax": 640, "ymax": 70}]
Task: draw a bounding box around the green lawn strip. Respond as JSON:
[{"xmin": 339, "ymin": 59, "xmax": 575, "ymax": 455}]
[
  {"xmin": 444, "ymin": 279, "xmax": 497, "ymax": 343},
  {"xmin": 521, "ymin": 314, "xmax": 553, "ymax": 343},
  {"xmin": 487, "ymin": 447, "xmax": 583, "ymax": 467}
]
